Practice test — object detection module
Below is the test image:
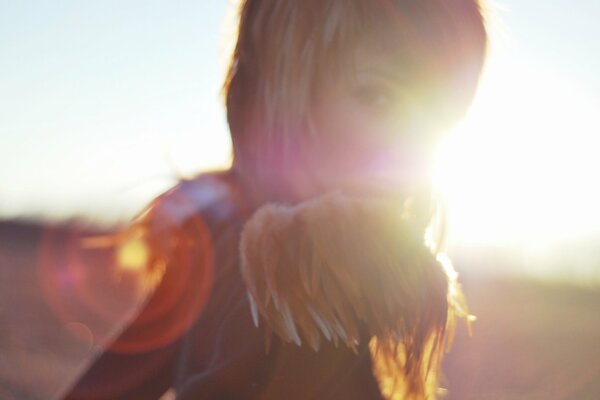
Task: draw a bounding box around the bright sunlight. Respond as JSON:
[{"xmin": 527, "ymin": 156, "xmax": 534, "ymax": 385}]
[{"xmin": 434, "ymin": 56, "xmax": 600, "ymax": 249}]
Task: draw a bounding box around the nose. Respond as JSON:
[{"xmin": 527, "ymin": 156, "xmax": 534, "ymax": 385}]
[{"xmin": 368, "ymin": 142, "xmax": 432, "ymax": 182}]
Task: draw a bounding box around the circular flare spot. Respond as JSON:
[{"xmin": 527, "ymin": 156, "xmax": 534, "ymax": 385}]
[
  {"xmin": 64, "ymin": 321, "xmax": 95, "ymax": 353},
  {"xmin": 117, "ymin": 237, "xmax": 149, "ymax": 272}
]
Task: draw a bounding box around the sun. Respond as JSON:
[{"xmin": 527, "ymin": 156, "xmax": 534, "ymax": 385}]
[{"xmin": 433, "ymin": 56, "xmax": 600, "ymax": 249}]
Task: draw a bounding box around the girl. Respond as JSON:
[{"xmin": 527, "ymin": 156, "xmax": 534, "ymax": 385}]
[{"xmin": 66, "ymin": 0, "xmax": 487, "ymax": 398}]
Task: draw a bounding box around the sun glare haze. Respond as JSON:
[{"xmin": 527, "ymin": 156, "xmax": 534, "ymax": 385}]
[
  {"xmin": 435, "ymin": 56, "xmax": 600, "ymax": 248},
  {"xmin": 427, "ymin": 0, "xmax": 600, "ymax": 284}
]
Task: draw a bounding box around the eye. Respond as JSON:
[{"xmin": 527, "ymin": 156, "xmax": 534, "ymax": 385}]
[{"xmin": 353, "ymin": 83, "xmax": 394, "ymax": 111}]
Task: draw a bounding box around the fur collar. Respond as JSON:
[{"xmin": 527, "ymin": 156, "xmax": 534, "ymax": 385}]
[{"xmin": 239, "ymin": 190, "xmax": 470, "ymax": 398}]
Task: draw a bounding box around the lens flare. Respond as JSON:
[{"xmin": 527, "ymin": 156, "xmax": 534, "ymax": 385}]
[
  {"xmin": 36, "ymin": 188, "xmax": 216, "ymax": 356},
  {"xmin": 106, "ymin": 187, "xmax": 216, "ymax": 354},
  {"xmin": 37, "ymin": 224, "xmax": 137, "ymax": 348}
]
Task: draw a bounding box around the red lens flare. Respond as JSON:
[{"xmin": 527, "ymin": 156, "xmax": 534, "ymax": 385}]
[
  {"xmin": 37, "ymin": 194, "xmax": 215, "ymax": 356},
  {"xmin": 37, "ymin": 224, "xmax": 137, "ymax": 348},
  {"xmin": 109, "ymin": 190, "xmax": 215, "ymax": 354}
]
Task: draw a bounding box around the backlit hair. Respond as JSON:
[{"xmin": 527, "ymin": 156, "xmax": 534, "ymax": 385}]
[{"xmin": 223, "ymin": 0, "xmax": 488, "ymax": 191}]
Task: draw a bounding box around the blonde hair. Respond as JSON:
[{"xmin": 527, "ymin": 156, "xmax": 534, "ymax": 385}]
[{"xmin": 223, "ymin": 0, "xmax": 487, "ymax": 191}]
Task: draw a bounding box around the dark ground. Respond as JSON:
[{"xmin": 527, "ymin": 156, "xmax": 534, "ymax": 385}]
[{"xmin": 0, "ymin": 220, "xmax": 598, "ymax": 400}]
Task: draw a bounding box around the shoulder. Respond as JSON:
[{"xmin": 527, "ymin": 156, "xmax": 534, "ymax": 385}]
[
  {"xmin": 95, "ymin": 170, "xmax": 248, "ymax": 354},
  {"xmin": 139, "ymin": 169, "xmax": 248, "ymax": 234},
  {"xmin": 107, "ymin": 169, "xmax": 251, "ymax": 286}
]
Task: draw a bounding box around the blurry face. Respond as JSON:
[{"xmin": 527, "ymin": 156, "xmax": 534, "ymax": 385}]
[{"xmin": 301, "ymin": 42, "xmax": 441, "ymax": 200}]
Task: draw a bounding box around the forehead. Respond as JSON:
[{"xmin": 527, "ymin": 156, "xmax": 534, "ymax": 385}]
[
  {"xmin": 332, "ymin": 31, "xmax": 442, "ymax": 97},
  {"xmin": 352, "ymin": 37, "xmax": 420, "ymax": 74},
  {"xmin": 324, "ymin": 6, "xmax": 444, "ymax": 84}
]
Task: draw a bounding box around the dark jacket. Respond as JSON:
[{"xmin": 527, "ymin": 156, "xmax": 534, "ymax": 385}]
[{"xmin": 64, "ymin": 169, "xmax": 383, "ymax": 400}]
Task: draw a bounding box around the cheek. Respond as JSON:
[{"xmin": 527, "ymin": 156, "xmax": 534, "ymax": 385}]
[
  {"xmin": 313, "ymin": 101, "xmax": 391, "ymax": 165},
  {"xmin": 311, "ymin": 102, "xmax": 432, "ymax": 187}
]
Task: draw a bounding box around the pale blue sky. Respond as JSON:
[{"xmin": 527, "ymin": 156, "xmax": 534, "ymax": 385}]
[
  {"xmin": 1, "ymin": 1, "xmax": 233, "ymax": 222},
  {"xmin": 1, "ymin": 0, "xmax": 599, "ymax": 229}
]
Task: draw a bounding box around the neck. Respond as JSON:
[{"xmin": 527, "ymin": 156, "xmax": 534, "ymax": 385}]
[{"xmin": 230, "ymin": 164, "xmax": 322, "ymax": 209}]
